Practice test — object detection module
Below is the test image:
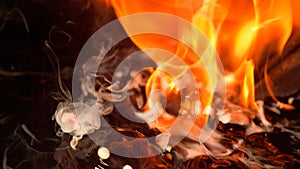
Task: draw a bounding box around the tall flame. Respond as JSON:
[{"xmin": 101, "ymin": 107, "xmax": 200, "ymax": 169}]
[{"xmin": 109, "ymin": 0, "xmax": 298, "ymax": 118}]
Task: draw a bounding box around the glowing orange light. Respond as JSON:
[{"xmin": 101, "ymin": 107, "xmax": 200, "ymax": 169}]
[{"xmin": 109, "ymin": 0, "xmax": 298, "ymax": 123}]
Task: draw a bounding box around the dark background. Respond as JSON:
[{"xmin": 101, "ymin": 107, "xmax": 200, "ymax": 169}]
[{"xmin": 0, "ymin": 0, "xmax": 117, "ymax": 168}]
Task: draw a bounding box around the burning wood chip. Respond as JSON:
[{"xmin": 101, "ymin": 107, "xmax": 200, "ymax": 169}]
[
  {"xmin": 219, "ymin": 109, "xmax": 250, "ymax": 126},
  {"xmin": 256, "ymin": 100, "xmax": 272, "ymax": 127}
]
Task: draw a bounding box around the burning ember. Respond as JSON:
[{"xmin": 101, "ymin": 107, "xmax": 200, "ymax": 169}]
[{"xmin": 1, "ymin": 0, "xmax": 300, "ymax": 168}]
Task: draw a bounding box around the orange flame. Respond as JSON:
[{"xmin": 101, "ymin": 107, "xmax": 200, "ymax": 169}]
[{"xmin": 109, "ymin": 0, "xmax": 297, "ymax": 118}]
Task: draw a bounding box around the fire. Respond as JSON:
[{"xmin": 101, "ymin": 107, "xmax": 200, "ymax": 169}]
[
  {"xmin": 225, "ymin": 60, "xmax": 257, "ymax": 110},
  {"xmin": 109, "ymin": 0, "xmax": 298, "ymax": 122}
]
